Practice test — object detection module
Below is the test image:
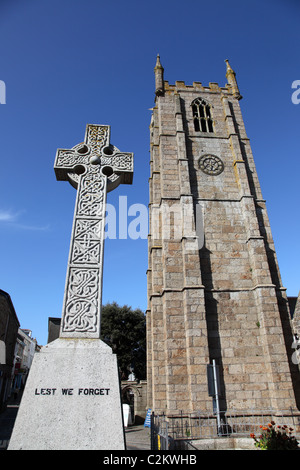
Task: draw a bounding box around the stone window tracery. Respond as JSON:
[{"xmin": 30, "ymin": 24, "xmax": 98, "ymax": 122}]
[{"xmin": 192, "ymin": 98, "xmax": 214, "ymax": 133}]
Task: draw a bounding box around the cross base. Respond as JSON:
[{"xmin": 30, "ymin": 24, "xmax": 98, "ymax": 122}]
[{"xmin": 8, "ymin": 338, "xmax": 125, "ymax": 450}]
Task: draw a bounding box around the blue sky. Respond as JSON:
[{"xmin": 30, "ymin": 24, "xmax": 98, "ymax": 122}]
[{"xmin": 0, "ymin": 0, "xmax": 299, "ymax": 345}]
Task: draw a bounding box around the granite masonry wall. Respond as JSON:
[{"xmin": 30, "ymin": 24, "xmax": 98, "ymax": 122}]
[{"xmin": 147, "ymin": 63, "xmax": 300, "ymax": 417}]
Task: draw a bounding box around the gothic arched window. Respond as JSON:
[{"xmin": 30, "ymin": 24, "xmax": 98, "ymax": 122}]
[{"xmin": 192, "ymin": 98, "xmax": 214, "ymax": 133}]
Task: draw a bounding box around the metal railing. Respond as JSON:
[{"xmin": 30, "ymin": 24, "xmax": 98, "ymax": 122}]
[{"xmin": 150, "ymin": 409, "xmax": 300, "ymax": 450}]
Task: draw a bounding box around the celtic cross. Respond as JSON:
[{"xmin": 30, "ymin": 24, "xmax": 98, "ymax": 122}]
[{"xmin": 54, "ymin": 124, "xmax": 133, "ymax": 338}]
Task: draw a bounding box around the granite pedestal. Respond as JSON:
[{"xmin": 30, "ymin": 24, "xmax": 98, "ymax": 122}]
[{"xmin": 8, "ymin": 339, "xmax": 125, "ymax": 450}]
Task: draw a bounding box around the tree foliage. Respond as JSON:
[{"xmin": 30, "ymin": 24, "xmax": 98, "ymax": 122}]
[{"xmin": 100, "ymin": 302, "xmax": 146, "ymax": 380}]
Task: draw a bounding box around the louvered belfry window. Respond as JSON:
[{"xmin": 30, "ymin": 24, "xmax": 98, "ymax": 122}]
[{"xmin": 192, "ymin": 98, "xmax": 214, "ymax": 133}]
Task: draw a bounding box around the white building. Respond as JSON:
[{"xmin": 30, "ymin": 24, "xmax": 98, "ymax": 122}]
[{"xmin": 12, "ymin": 329, "xmax": 39, "ymax": 392}]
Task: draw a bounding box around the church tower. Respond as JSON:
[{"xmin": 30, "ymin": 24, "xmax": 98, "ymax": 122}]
[{"xmin": 147, "ymin": 56, "xmax": 300, "ymax": 416}]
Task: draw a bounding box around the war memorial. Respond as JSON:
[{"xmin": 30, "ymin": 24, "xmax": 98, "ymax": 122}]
[{"xmin": 7, "ymin": 58, "xmax": 300, "ymax": 450}]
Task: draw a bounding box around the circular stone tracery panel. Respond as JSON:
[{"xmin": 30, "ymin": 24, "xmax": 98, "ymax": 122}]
[{"xmin": 199, "ymin": 154, "xmax": 224, "ymax": 176}]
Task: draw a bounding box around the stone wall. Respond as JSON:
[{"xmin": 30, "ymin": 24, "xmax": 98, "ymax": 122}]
[
  {"xmin": 147, "ymin": 64, "xmax": 300, "ymax": 416},
  {"xmin": 293, "ymin": 292, "xmax": 300, "ymax": 337},
  {"xmin": 292, "ymin": 292, "xmax": 300, "ymax": 369},
  {"xmin": 0, "ymin": 290, "xmax": 20, "ymax": 410},
  {"xmin": 121, "ymin": 380, "xmax": 147, "ymax": 424}
]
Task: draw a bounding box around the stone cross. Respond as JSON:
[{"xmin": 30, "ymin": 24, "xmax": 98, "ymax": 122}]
[{"xmin": 54, "ymin": 124, "xmax": 133, "ymax": 339}]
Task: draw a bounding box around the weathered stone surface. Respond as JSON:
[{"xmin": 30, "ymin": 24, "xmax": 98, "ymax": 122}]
[
  {"xmin": 293, "ymin": 292, "xmax": 300, "ymax": 337},
  {"xmin": 54, "ymin": 124, "xmax": 133, "ymax": 339},
  {"xmin": 8, "ymin": 339, "xmax": 125, "ymax": 450},
  {"xmin": 9, "ymin": 125, "xmax": 133, "ymax": 450},
  {"xmin": 147, "ymin": 58, "xmax": 300, "ymax": 415}
]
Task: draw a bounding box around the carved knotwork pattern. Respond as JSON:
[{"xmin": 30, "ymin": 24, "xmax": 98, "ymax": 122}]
[
  {"xmin": 62, "ymin": 170, "xmax": 105, "ymax": 333},
  {"xmin": 77, "ymin": 171, "xmax": 105, "ymax": 218},
  {"xmin": 74, "ymin": 218, "xmax": 102, "ymax": 240},
  {"xmin": 55, "ymin": 124, "xmax": 133, "ymax": 337},
  {"xmin": 72, "ymin": 240, "xmax": 100, "ymax": 265},
  {"xmin": 86, "ymin": 125, "xmax": 108, "ymax": 155},
  {"xmin": 71, "ymin": 218, "xmax": 102, "ymax": 265},
  {"xmin": 63, "ymin": 269, "xmax": 99, "ymax": 332},
  {"xmin": 111, "ymin": 154, "xmax": 133, "ymax": 171},
  {"xmin": 55, "ymin": 151, "xmax": 89, "ymax": 168}
]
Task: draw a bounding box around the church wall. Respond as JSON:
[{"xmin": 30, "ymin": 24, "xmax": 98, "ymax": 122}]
[{"xmin": 147, "ymin": 63, "xmax": 300, "ymax": 415}]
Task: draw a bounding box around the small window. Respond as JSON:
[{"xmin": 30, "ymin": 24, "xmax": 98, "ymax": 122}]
[{"xmin": 192, "ymin": 98, "xmax": 214, "ymax": 133}]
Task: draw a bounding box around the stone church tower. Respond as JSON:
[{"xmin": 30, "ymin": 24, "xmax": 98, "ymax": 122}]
[{"xmin": 147, "ymin": 56, "xmax": 300, "ymax": 416}]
